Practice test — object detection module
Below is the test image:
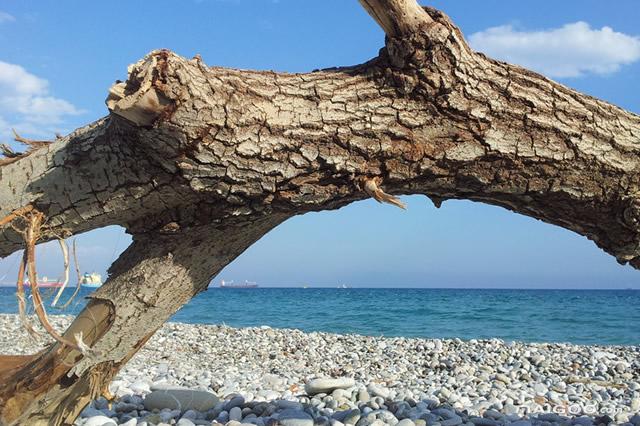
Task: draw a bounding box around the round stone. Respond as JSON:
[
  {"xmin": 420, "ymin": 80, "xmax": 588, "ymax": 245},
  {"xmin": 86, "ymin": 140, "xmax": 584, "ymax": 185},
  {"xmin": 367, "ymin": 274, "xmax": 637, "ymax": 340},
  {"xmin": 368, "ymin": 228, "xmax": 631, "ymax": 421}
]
[
  {"xmin": 277, "ymin": 409, "xmax": 314, "ymax": 426},
  {"xmin": 83, "ymin": 416, "xmax": 117, "ymax": 426},
  {"xmin": 143, "ymin": 389, "xmax": 219, "ymax": 412},
  {"xmin": 305, "ymin": 378, "xmax": 356, "ymax": 395}
]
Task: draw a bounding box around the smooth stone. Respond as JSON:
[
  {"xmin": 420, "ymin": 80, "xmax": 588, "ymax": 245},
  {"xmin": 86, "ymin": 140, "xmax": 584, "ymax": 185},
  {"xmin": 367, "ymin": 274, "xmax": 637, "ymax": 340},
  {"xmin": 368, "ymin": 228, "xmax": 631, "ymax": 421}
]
[
  {"xmin": 143, "ymin": 389, "xmax": 219, "ymax": 411},
  {"xmin": 278, "ymin": 400, "xmax": 304, "ymax": 410},
  {"xmin": 494, "ymin": 374, "xmax": 510, "ymax": 384},
  {"xmin": 217, "ymin": 411, "xmax": 230, "ymax": 423},
  {"xmin": 616, "ymin": 413, "xmax": 631, "ymax": 423},
  {"xmin": 344, "ymin": 409, "xmax": 362, "ymax": 425},
  {"xmin": 121, "ymin": 419, "xmax": 138, "ymax": 426},
  {"xmin": 532, "ymin": 383, "xmax": 547, "ymax": 395},
  {"xmin": 158, "ymin": 411, "xmax": 177, "ymax": 423},
  {"xmin": 130, "ymin": 381, "xmax": 151, "ymax": 394},
  {"xmin": 537, "ymin": 413, "xmax": 561, "ymax": 422},
  {"xmin": 315, "ymin": 416, "xmax": 331, "ymax": 426},
  {"xmin": 376, "ymin": 410, "xmax": 398, "ymax": 425},
  {"xmin": 482, "ymin": 410, "xmax": 504, "ymax": 421},
  {"xmin": 277, "ymin": 409, "xmax": 314, "ymax": 426},
  {"xmin": 94, "ymin": 398, "xmax": 110, "ymax": 410},
  {"xmin": 226, "ymin": 396, "xmax": 246, "ymax": 410},
  {"xmin": 263, "ymin": 391, "xmax": 280, "ymax": 400},
  {"xmin": 100, "ymin": 408, "xmax": 116, "ymax": 418},
  {"xmin": 182, "ymin": 410, "xmax": 199, "ymax": 420},
  {"xmin": 572, "ymin": 417, "xmax": 593, "ymax": 426},
  {"xmin": 440, "ymin": 415, "xmax": 462, "ymax": 426},
  {"xmin": 115, "ymin": 402, "xmax": 138, "ymax": 413},
  {"xmin": 469, "ymin": 418, "xmax": 500, "ymax": 426},
  {"xmin": 116, "ymin": 387, "xmax": 135, "ymax": 398},
  {"xmin": 367, "ymin": 384, "xmax": 390, "ymax": 399},
  {"xmin": 397, "ymin": 420, "xmax": 416, "ymax": 426},
  {"xmin": 229, "ymin": 407, "xmax": 243, "ymax": 422},
  {"xmin": 306, "ymin": 378, "xmax": 356, "ymax": 395},
  {"xmin": 177, "ymin": 420, "xmax": 196, "ymax": 426},
  {"xmin": 358, "ymin": 390, "xmax": 371, "ymax": 403},
  {"xmin": 150, "ymin": 383, "xmax": 189, "ymax": 391},
  {"xmin": 84, "ymin": 416, "xmax": 117, "ymax": 426},
  {"xmin": 594, "ymin": 415, "xmax": 613, "ymax": 425},
  {"xmin": 80, "ymin": 407, "xmax": 104, "ymax": 418},
  {"xmin": 503, "ymin": 403, "xmax": 519, "ymax": 416},
  {"xmin": 509, "ymin": 421, "xmax": 532, "ymax": 426},
  {"xmin": 629, "ymin": 415, "xmax": 640, "ymax": 426}
]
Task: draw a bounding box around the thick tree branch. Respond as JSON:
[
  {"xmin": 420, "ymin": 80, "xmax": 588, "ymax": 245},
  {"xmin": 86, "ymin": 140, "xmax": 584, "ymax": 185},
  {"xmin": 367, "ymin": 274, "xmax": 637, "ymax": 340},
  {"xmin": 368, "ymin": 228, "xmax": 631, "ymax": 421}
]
[
  {"xmin": 0, "ymin": 216, "xmax": 283, "ymax": 425},
  {"xmin": 2, "ymin": 41, "xmax": 639, "ymax": 266}
]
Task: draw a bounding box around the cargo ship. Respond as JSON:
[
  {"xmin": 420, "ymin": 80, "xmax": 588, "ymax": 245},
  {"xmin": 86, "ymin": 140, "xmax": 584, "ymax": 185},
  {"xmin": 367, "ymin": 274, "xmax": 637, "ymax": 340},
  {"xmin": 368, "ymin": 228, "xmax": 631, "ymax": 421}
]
[
  {"xmin": 219, "ymin": 279, "xmax": 258, "ymax": 288},
  {"xmin": 27, "ymin": 276, "xmax": 64, "ymax": 288},
  {"xmin": 80, "ymin": 272, "xmax": 103, "ymax": 288}
]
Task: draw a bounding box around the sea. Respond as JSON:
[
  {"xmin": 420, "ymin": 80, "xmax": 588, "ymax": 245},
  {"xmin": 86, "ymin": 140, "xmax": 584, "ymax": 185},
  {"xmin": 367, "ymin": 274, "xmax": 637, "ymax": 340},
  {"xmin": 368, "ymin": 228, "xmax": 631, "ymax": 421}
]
[{"xmin": 0, "ymin": 287, "xmax": 638, "ymax": 346}]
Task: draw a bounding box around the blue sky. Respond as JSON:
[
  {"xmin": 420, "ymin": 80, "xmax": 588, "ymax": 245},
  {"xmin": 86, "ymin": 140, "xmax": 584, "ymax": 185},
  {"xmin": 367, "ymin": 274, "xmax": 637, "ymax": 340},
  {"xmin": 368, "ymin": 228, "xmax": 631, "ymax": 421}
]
[{"xmin": 1, "ymin": 1, "xmax": 639, "ymax": 288}]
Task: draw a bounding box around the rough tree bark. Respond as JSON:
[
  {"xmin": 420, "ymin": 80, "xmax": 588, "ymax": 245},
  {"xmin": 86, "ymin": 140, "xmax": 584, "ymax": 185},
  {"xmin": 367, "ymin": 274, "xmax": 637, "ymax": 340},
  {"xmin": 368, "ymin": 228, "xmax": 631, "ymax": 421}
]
[{"xmin": 1, "ymin": 1, "xmax": 639, "ymax": 424}]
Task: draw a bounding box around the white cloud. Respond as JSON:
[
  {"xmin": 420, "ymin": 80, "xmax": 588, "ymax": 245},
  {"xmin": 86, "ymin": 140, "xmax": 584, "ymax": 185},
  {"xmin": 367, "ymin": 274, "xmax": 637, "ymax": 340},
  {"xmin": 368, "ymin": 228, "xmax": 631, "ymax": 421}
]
[
  {"xmin": 0, "ymin": 11, "xmax": 15, "ymax": 24},
  {"xmin": 469, "ymin": 22, "xmax": 640, "ymax": 78},
  {"xmin": 0, "ymin": 61, "xmax": 83, "ymax": 140}
]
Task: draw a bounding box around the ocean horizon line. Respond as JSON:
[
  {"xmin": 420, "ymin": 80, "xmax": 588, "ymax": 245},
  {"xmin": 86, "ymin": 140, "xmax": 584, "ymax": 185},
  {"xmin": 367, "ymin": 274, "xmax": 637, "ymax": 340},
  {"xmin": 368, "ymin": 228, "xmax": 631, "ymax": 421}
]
[{"xmin": 0, "ymin": 284, "xmax": 639, "ymax": 290}]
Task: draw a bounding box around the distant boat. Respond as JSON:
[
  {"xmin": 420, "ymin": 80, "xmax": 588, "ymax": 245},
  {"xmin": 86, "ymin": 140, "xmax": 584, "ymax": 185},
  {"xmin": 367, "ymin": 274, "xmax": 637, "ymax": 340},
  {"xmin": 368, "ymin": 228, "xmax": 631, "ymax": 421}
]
[
  {"xmin": 220, "ymin": 279, "xmax": 258, "ymax": 289},
  {"xmin": 25, "ymin": 276, "xmax": 64, "ymax": 288},
  {"xmin": 338, "ymin": 284, "xmax": 349, "ymax": 289},
  {"xmin": 80, "ymin": 272, "xmax": 103, "ymax": 288}
]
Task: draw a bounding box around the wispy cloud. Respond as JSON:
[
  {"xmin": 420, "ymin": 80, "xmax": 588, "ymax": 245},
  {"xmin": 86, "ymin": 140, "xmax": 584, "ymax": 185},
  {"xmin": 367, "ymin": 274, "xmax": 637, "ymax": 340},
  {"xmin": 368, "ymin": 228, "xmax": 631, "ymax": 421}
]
[
  {"xmin": 469, "ymin": 22, "xmax": 640, "ymax": 78},
  {"xmin": 0, "ymin": 61, "xmax": 83, "ymax": 140},
  {"xmin": 0, "ymin": 11, "xmax": 15, "ymax": 24}
]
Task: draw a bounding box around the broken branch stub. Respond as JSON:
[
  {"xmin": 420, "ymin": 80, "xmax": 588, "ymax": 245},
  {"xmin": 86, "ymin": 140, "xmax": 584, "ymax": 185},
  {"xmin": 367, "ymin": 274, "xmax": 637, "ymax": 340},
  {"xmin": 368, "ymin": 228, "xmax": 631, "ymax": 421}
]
[
  {"xmin": 360, "ymin": 177, "xmax": 407, "ymax": 210},
  {"xmin": 106, "ymin": 52, "xmax": 175, "ymax": 126}
]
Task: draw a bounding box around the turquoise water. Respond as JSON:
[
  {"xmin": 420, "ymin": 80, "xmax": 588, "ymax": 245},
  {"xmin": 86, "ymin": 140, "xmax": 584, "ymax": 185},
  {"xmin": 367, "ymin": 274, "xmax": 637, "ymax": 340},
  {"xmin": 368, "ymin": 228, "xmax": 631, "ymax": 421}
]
[{"xmin": 0, "ymin": 287, "xmax": 638, "ymax": 346}]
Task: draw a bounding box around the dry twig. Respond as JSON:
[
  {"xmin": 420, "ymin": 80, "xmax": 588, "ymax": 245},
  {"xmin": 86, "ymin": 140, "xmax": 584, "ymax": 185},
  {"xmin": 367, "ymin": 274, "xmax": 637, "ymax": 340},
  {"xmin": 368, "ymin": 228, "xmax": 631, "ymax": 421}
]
[
  {"xmin": 58, "ymin": 239, "xmax": 83, "ymax": 310},
  {"xmin": 22, "ymin": 211, "xmax": 83, "ymax": 350},
  {"xmin": 16, "ymin": 253, "xmax": 39, "ymax": 339},
  {"xmin": 360, "ymin": 177, "xmax": 407, "ymax": 210},
  {"xmin": 0, "ymin": 130, "xmax": 54, "ymax": 166},
  {"xmin": 51, "ymin": 239, "xmax": 70, "ymax": 307},
  {"xmin": 12, "ymin": 129, "xmax": 53, "ymax": 148}
]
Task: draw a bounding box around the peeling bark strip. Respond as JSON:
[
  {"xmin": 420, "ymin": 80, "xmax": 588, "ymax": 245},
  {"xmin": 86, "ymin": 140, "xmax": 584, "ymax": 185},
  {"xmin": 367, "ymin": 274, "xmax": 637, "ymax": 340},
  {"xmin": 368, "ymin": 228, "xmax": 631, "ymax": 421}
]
[{"xmin": 0, "ymin": 1, "xmax": 639, "ymax": 424}]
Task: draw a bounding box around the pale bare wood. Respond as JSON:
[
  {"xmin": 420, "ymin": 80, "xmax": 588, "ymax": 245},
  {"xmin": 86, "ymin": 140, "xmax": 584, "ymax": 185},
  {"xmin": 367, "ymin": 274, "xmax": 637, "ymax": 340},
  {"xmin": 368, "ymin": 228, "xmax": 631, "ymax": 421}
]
[
  {"xmin": 358, "ymin": 0, "xmax": 432, "ymax": 36},
  {"xmin": 50, "ymin": 239, "xmax": 70, "ymax": 307}
]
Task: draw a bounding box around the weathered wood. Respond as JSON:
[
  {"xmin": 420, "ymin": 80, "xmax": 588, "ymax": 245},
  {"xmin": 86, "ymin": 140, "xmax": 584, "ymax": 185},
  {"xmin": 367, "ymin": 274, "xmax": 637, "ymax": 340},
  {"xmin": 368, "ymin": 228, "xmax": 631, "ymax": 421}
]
[
  {"xmin": 0, "ymin": 0, "xmax": 639, "ymax": 424},
  {"xmin": 0, "ymin": 217, "xmax": 283, "ymax": 425},
  {"xmin": 357, "ymin": 0, "xmax": 432, "ymax": 36}
]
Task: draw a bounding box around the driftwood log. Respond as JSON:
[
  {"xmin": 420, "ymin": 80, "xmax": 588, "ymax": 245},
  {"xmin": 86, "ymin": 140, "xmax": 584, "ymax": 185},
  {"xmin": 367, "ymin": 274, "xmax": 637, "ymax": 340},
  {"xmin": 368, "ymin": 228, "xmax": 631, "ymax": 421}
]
[{"xmin": 1, "ymin": 1, "xmax": 639, "ymax": 424}]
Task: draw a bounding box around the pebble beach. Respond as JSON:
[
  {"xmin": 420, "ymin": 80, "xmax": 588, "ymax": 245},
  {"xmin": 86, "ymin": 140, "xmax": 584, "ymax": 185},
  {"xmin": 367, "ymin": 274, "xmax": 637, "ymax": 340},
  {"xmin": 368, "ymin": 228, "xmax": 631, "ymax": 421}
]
[{"xmin": 1, "ymin": 314, "xmax": 639, "ymax": 426}]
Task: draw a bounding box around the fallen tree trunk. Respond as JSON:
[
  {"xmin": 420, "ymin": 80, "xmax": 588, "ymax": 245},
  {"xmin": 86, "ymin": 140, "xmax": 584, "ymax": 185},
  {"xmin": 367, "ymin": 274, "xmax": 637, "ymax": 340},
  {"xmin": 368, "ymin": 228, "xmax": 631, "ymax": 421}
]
[
  {"xmin": 1, "ymin": 1, "xmax": 639, "ymax": 424},
  {"xmin": 0, "ymin": 218, "xmax": 283, "ymax": 425}
]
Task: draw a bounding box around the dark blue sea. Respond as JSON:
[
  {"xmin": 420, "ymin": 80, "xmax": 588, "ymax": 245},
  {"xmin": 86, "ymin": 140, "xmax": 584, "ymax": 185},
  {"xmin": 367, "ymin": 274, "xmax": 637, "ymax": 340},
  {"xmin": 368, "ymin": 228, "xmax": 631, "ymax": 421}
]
[{"xmin": 0, "ymin": 287, "xmax": 638, "ymax": 346}]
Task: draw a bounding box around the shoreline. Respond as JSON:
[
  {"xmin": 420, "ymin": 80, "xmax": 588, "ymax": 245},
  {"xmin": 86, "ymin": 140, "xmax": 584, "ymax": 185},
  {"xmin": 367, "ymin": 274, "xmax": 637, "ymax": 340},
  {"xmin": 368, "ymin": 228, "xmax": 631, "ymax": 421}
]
[{"xmin": 1, "ymin": 314, "xmax": 638, "ymax": 426}]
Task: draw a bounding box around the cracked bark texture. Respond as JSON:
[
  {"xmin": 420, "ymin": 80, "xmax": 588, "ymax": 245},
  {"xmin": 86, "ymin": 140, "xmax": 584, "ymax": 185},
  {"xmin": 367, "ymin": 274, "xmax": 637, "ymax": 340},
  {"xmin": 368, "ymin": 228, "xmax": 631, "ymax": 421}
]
[{"xmin": 0, "ymin": 2, "xmax": 639, "ymax": 424}]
